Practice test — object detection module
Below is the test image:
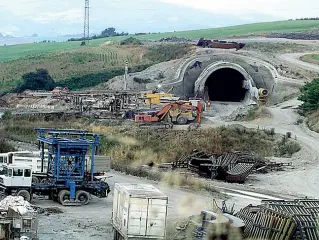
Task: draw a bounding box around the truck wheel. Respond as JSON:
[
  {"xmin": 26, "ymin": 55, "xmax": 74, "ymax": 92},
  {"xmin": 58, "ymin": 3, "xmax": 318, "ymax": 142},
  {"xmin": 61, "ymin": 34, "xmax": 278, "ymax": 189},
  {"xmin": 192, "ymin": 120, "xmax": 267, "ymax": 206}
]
[
  {"xmin": 40, "ymin": 179, "xmax": 48, "ymax": 184},
  {"xmin": 76, "ymin": 190, "xmax": 90, "ymax": 205},
  {"xmin": 50, "ymin": 192, "xmax": 58, "ymax": 202},
  {"xmin": 58, "ymin": 190, "xmax": 70, "ymax": 205},
  {"xmin": 177, "ymin": 116, "xmax": 188, "ymax": 125},
  {"xmin": 32, "ymin": 176, "xmax": 39, "ymax": 184},
  {"xmin": 17, "ymin": 190, "xmax": 31, "ymax": 202}
]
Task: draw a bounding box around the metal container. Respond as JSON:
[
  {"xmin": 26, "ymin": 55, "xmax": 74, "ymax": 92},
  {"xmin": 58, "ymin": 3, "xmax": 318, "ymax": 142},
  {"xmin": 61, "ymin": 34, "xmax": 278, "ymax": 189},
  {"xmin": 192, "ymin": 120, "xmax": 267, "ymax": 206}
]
[
  {"xmin": 0, "ymin": 220, "xmax": 10, "ymax": 240},
  {"xmin": 112, "ymin": 183, "xmax": 168, "ymax": 239}
]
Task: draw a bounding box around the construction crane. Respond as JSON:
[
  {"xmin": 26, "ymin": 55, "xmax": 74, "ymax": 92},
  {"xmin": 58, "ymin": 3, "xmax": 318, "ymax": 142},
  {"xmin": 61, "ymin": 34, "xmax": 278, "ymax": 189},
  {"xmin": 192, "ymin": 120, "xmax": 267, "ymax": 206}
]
[
  {"xmin": 135, "ymin": 101, "xmax": 203, "ymax": 129},
  {"xmin": 0, "ymin": 128, "xmax": 111, "ymax": 206}
]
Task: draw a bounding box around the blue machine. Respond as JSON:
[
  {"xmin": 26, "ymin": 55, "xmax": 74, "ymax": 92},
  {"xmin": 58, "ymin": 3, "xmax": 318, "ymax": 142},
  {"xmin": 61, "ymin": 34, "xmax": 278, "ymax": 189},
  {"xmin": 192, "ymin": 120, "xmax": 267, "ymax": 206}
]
[{"xmin": 33, "ymin": 128, "xmax": 110, "ymax": 206}]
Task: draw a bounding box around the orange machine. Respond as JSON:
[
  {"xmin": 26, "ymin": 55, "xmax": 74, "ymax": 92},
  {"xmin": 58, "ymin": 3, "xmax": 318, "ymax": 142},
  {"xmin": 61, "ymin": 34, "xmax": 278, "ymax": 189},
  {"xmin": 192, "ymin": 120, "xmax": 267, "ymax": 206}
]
[{"xmin": 135, "ymin": 101, "xmax": 203, "ymax": 128}]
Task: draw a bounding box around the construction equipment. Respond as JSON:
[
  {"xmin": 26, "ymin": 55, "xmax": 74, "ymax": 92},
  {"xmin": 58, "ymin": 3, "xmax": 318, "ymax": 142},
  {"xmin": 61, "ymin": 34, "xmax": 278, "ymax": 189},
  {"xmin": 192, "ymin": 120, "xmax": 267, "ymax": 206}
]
[
  {"xmin": 197, "ymin": 39, "xmax": 245, "ymax": 50},
  {"xmin": 0, "ymin": 150, "xmax": 110, "ymax": 184},
  {"xmin": 135, "ymin": 101, "xmax": 203, "ymax": 128},
  {"xmin": 0, "ymin": 128, "xmax": 111, "ymax": 206},
  {"xmin": 257, "ymin": 88, "xmax": 269, "ymax": 105},
  {"xmin": 145, "ymin": 93, "xmax": 175, "ymax": 105}
]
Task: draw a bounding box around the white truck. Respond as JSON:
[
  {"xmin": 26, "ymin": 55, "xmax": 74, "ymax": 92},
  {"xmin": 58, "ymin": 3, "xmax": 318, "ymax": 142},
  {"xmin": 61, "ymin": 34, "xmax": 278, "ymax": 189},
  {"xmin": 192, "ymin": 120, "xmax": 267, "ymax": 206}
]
[
  {"xmin": 0, "ymin": 151, "xmax": 111, "ymax": 183},
  {"xmin": 112, "ymin": 183, "xmax": 168, "ymax": 240}
]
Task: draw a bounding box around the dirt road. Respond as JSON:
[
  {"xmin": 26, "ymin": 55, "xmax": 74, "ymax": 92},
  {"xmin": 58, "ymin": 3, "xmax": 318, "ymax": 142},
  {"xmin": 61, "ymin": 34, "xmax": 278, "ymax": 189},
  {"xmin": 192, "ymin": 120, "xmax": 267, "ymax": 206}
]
[
  {"xmin": 278, "ymin": 52, "xmax": 319, "ymax": 73},
  {"xmin": 204, "ymin": 98, "xmax": 319, "ymax": 198}
]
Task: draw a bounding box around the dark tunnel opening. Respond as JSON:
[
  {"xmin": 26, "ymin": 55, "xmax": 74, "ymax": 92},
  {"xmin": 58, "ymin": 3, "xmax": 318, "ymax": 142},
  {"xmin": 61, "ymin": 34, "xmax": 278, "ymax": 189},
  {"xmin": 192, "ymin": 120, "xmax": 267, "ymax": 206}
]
[{"xmin": 204, "ymin": 68, "xmax": 248, "ymax": 102}]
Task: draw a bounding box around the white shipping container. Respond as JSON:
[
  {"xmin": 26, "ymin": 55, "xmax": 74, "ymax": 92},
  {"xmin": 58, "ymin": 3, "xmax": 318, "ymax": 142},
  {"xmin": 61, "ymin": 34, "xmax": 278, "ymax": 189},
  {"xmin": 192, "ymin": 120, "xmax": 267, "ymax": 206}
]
[{"xmin": 112, "ymin": 183, "xmax": 168, "ymax": 239}]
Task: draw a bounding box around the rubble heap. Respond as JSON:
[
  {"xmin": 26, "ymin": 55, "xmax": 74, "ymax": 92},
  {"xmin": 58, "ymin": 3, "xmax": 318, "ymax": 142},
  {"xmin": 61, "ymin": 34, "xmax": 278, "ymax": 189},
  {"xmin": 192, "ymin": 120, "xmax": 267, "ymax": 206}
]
[
  {"xmin": 172, "ymin": 151, "xmax": 257, "ymax": 183},
  {"xmin": 266, "ymin": 31, "xmax": 319, "ymax": 40},
  {"xmin": 159, "ymin": 37, "xmax": 193, "ymax": 43},
  {"xmin": 166, "ymin": 150, "xmax": 292, "ymax": 183},
  {"xmin": 0, "ymin": 196, "xmax": 36, "ymax": 215}
]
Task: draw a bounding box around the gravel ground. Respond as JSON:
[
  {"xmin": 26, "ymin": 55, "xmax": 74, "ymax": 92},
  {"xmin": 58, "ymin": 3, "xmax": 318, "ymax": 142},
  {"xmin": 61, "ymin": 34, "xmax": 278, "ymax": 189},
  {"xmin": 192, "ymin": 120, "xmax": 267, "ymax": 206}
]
[{"xmin": 34, "ymin": 171, "xmax": 268, "ymax": 240}]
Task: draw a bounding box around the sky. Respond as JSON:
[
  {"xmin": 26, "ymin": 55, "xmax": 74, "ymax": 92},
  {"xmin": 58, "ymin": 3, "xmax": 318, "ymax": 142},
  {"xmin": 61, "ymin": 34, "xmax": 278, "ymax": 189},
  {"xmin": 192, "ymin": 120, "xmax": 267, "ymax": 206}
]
[{"xmin": 0, "ymin": 0, "xmax": 318, "ymax": 37}]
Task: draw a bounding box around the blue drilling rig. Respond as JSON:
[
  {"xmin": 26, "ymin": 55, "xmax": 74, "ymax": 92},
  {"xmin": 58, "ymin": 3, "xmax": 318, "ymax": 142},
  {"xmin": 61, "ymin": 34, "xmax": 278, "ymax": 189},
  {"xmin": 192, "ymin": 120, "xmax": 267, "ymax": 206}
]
[
  {"xmin": 0, "ymin": 128, "xmax": 111, "ymax": 206},
  {"xmin": 35, "ymin": 128, "xmax": 111, "ymax": 205}
]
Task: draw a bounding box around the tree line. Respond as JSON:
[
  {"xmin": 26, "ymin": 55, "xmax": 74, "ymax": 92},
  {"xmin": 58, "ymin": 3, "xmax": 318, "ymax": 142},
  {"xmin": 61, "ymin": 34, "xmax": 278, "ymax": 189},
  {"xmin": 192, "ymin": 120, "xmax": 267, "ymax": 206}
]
[
  {"xmin": 68, "ymin": 27, "xmax": 128, "ymax": 42},
  {"xmin": 295, "ymin": 17, "xmax": 319, "ymax": 20}
]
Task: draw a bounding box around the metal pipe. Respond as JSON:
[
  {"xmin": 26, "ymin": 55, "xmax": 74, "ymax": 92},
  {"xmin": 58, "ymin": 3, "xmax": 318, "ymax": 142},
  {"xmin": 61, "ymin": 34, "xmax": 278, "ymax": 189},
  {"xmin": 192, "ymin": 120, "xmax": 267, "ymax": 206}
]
[
  {"xmin": 91, "ymin": 143, "xmax": 95, "ymax": 182},
  {"xmin": 41, "ymin": 141, "xmax": 45, "ymax": 173}
]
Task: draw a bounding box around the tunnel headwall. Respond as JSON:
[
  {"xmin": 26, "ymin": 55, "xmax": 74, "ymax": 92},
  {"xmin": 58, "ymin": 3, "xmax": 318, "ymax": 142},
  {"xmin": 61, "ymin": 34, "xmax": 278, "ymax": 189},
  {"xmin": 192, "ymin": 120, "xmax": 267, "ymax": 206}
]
[{"xmin": 168, "ymin": 53, "xmax": 275, "ymax": 102}]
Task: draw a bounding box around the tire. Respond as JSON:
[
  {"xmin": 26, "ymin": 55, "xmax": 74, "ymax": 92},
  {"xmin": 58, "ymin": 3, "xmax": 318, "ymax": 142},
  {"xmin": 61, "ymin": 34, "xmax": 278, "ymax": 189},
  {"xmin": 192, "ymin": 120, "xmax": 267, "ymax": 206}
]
[
  {"xmin": 40, "ymin": 179, "xmax": 48, "ymax": 184},
  {"xmin": 32, "ymin": 176, "xmax": 39, "ymax": 184},
  {"xmin": 76, "ymin": 190, "xmax": 90, "ymax": 205},
  {"xmin": 50, "ymin": 192, "xmax": 58, "ymax": 202},
  {"xmin": 177, "ymin": 116, "xmax": 188, "ymax": 125},
  {"xmin": 58, "ymin": 190, "xmax": 70, "ymax": 205},
  {"xmin": 17, "ymin": 190, "xmax": 31, "ymax": 202}
]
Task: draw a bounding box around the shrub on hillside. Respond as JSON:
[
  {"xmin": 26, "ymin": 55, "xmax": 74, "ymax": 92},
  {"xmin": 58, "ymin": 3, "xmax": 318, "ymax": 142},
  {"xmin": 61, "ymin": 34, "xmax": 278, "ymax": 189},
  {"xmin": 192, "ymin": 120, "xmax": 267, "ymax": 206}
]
[
  {"xmin": 298, "ymin": 78, "xmax": 319, "ymax": 111},
  {"xmin": 15, "ymin": 69, "xmax": 55, "ymax": 93},
  {"xmin": 59, "ymin": 69, "xmax": 124, "ymax": 90},
  {"xmin": 120, "ymin": 37, "xmax": 143, "ymax": 45},
  {"xmin": 0, "ymin": 140, "xmax": 16, "ymax": 153}
]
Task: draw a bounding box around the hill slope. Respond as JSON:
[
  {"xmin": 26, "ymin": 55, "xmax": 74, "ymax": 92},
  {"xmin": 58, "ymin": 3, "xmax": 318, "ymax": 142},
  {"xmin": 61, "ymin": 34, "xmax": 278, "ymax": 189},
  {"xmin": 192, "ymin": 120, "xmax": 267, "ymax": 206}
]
[
  {"xmin": 1, "ymin": 20, "xmax": 319, "ymax": 62},
  {"xmin": 0, "ymin": 44, "xmax": 193, "ymax": 95}
]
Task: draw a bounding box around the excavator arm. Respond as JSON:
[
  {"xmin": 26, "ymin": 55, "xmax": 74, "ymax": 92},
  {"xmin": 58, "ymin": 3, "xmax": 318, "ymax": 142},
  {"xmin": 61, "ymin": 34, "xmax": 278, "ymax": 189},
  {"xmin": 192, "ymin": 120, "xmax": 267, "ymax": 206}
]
[{"xmin": 155, "ymin": 104, "xmax": 173, "ymax": 121}]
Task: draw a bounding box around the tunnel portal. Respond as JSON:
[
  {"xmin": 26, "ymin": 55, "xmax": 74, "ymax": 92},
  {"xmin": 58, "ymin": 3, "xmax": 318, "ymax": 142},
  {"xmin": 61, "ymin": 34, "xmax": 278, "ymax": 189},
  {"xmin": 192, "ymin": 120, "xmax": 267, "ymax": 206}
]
[{"xmin": 204, "ymin": 68, "xmax": 248, "ymax": 102}]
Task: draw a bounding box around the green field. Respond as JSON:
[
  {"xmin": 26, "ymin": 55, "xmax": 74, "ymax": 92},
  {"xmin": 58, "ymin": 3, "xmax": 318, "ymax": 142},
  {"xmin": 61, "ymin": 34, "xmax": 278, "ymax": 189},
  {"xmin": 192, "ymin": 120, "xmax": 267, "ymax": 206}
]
[
  {"xmin": 301, "ymin": 54, "xmax": 319, "ymax": 65},
  {"xmin": 1, "ymin": 20, "xmax": 319, "ymax": 62}
]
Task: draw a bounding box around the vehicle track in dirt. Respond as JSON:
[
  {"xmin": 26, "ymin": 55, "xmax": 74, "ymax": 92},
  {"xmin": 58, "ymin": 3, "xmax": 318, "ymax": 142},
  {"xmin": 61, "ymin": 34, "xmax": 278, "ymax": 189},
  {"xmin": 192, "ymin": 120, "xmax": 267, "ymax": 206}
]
[
  {"xmin": 278, "ymin": 52, "xmax": 319, "ymax": 73},
  {"xmin": 200, "ymin": 98, "xmax": 319, "ymax": 198}
]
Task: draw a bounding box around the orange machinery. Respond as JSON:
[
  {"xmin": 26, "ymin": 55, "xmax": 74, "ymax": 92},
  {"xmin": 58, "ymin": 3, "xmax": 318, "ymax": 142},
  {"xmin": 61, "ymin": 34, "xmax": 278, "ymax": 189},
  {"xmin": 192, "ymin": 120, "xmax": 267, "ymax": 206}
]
[{"xmin": 135, "ymin": 101, "xmax": 203, "ymax": 128}]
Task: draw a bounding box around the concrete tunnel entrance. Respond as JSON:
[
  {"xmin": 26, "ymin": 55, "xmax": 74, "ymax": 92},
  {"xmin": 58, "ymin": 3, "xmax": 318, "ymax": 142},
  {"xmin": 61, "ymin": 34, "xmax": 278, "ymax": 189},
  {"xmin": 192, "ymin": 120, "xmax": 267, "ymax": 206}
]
[{"xmin": 204, "ymin": 68, "xmax": 248, "ymax": 102}]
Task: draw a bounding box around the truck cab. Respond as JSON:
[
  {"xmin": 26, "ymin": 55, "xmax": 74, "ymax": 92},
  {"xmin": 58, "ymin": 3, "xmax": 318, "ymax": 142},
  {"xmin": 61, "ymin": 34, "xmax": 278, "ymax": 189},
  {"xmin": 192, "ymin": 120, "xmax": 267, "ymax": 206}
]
[
  {"xmin": 0, "ymin": 164, "xmax": 33, "ymax": 202},
  {"xmin": 0, "ymin": 164, "xmax": 32, "ymax": 189}
]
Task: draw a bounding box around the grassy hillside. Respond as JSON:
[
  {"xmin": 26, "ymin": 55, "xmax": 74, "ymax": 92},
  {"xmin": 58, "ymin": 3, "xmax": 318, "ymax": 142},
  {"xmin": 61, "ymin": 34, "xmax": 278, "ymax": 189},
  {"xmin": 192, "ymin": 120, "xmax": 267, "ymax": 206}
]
[
  {"xmin": 0, "ymin": 44, "xmax": 192, "ymax": 94},
  {"xmin": 301, "ymin": 54, "xmax": 319, "ymax": 65},
  {"xmin": 1, "ymin": 20, "xmax": 318, "ymax": 62}
]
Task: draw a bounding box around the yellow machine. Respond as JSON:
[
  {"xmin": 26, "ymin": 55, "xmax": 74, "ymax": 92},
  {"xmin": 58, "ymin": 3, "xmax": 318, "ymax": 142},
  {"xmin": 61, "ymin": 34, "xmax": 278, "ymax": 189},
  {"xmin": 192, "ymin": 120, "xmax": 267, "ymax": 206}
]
[
  {"xmin": 257, "ymin": 88, "xmax": 269, "ymax": 105},
  {"xmin": 145, "ymin": 93, "xmax": 175, "ymax": 105}
]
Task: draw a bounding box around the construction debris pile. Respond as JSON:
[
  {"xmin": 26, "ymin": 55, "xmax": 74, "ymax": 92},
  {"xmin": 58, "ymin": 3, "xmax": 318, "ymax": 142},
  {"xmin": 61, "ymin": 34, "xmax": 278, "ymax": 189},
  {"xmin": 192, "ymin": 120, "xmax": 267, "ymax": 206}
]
[
  {"xmin": 167, "ymin": 150, "xmax": 292, "ymax": 183},
  {"xmin": 236, "ymin": 199, "xmax": 319, "ymax": 240},
  {"xmin": 0, "ymin": 196, "xmax": 36, "ymax": 215},
  {"xmin": 159, "ymin": 37, "xmax": 193, "ymax": 43},
  {"xmin": 266, "ymin": 31, "xmax": 319, "ymax": 40},
  {"xmin": 0, "ymin": 196, "xmax": 38, "ymax": 240}
]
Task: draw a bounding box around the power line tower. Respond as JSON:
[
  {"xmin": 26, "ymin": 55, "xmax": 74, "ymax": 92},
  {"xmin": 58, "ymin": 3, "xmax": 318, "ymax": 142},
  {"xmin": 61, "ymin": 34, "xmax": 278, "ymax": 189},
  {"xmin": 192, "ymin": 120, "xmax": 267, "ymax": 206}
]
[{"xmin": 83, "ymin": 0, "xmax": 90, "ymax": 45}]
